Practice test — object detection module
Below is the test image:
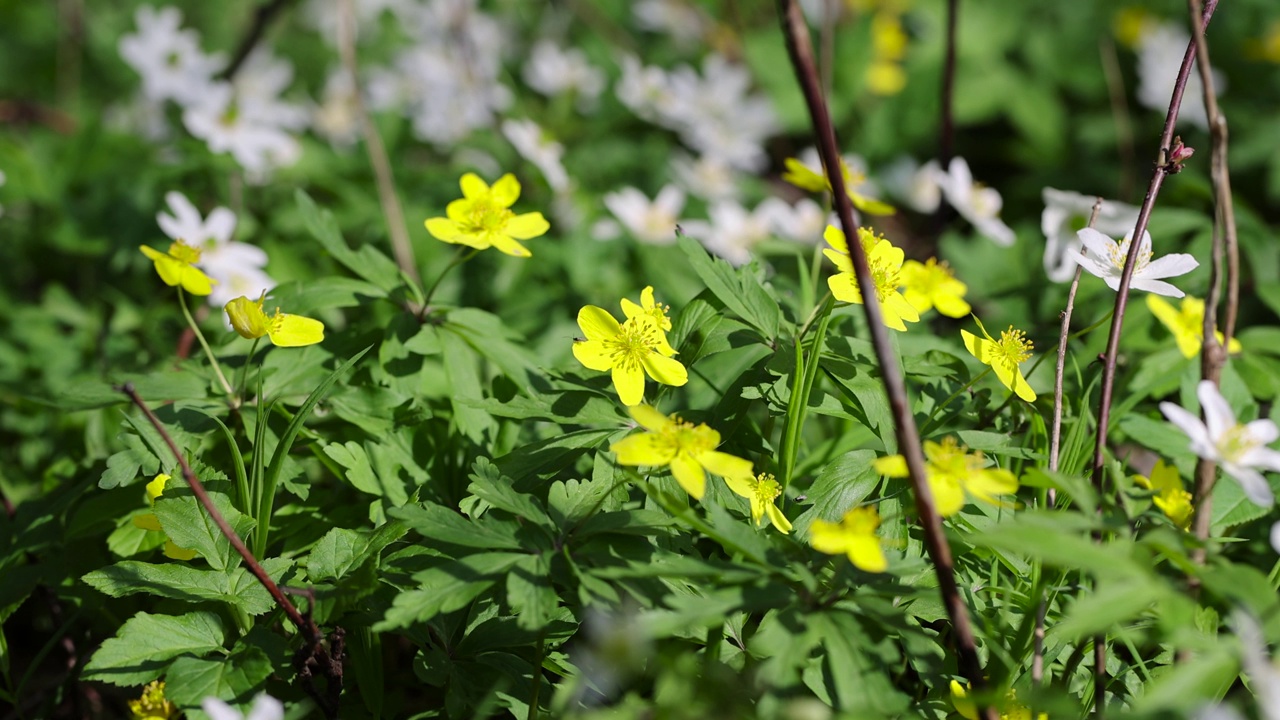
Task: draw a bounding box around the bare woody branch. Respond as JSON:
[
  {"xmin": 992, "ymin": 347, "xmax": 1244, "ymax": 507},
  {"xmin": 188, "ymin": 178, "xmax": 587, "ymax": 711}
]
[{"xmin": 773, "ymin": 3, "xmax": 994, "ymax": 718}]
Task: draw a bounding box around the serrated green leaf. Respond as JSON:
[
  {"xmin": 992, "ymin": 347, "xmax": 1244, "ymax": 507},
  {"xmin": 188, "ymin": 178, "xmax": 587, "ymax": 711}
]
[
  {"xmin": 165, "ymin": 646, "xmax": 273, "ymax": 717},
  {"xmin": 82, "ymin": 611, "xmax": 226, "ymax": 686},
  {"xmin": 308, "ymin": 520, "xmax": 408, "ymax": 582},
  {"xmin": 296, "ymin": 189, "xmax": 402, "ymax": 291},
  {"xmin": 792, "ymin": 449, "xmax": 880, "ymax": 538},
  {"xmin": 677, "ymin": 234, "xmax": 780, "ymax": 341},
  {"xmin": 375, "ymin": 553, "xmax": 524, "ymax": 630},
  {"xmin": 154, "ymin": 491, "xmax": 255, "ymax": 572},
  {"xmin": 1048, "ymin": 578, "xmax": 1169, "ymax": 642},
  {"xmin": 81, "ymin": 559, "xmax": 291, "ymax": 615},
  {"xmin": 467, "ymin": 458, "xmax": 553, "ymax": 528},
  {"xmin": 506, "ymin": 553, "xmax": 557, "ymax": 631},
  {"xmin": 389, "ymin": 502, "xmax": 522, "ymax": 550}
]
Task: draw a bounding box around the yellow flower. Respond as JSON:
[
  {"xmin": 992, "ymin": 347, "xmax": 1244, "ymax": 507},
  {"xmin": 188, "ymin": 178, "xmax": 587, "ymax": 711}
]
[
  {"xmin": 962, "ymin": 321, "xmax": 1036, "ymax": 402},
  {"xmin": 131, "ymin": 474, "xmax": 198, "ymax": 561},
  {"xmin": 620, "ymin": 285, "xmax": 672, "ymax": 333},
  {"xmin": 1113, "ymin": 7, "xmax": 1154, "ymax": 49},
  {"xmin": 874, "ymin": 437, "xmax": 1019, "ymax": 517},
  {"xmin": 139, "ymin": 241, "xmax": 216, "ymax": 296},
  {"xmin": 782, "ymin": 157, "xmax": 896, "ymax": 216},
  {"xmin": 809, "ymin": 506, "xmax": 887, "ymax": 572},
  {"xmin": 130, "ymin": 680, "xmax": 177, "ymax": 719},
  {"xmin": 424, "ymin": 173, "xmax": 550, "ymax": 258},
  {"xmin": 1134, "ymin": 459, "xmax": 1193, "ymax": 529},
  {"xmin": 824, "ymin": 225, "xmax": 920, "ymax": 331},
  {"xmin": 225, "ymin": 295, "xmax": 325, "ymax": 347},
  {"xmin": 1245, "ymin": 22, "xmax": 1280, "ymax": 63},
  {"xmin": 1146, "ymin": 294, "xmax": 1243, "ymax": 359},
  {"xmin": 951, "ymin": 680, "xmax": 1047, "ymax": 720},
  {"xmin": 902, "ymin": 257, "xmax": 971, "ymax": 318},
  {"xmin": 724, "ymin": 472, "xmax": 793, "ymax": 534},
  {"xmin": 866, "ymin": 13, "xmax": 908, "ymax": 96},
  {"xmin": 611, "ymin": 404, "xmax": 753, "ymax": 500},
  {"xmin": 573, "ymin": 298, "xmax": 687, "ymax": 407}
]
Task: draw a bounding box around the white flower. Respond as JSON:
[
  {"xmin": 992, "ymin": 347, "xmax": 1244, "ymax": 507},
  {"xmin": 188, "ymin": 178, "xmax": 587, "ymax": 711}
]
[
  {"xmin": 157, "ymin": 191, "xmax": 273, "ymax": 308},
  {"xmin": 1073, "ymin": 227, "xmax": 1198, "ymax": 297},
  {"xmin": 182, "ymin": 83, "xmax": 302, "ymax": 178},
  {"xmin": 523, "ymin": 41, "xmax": 605, "ymax": 110},
  {"xmin": 934, "ymin": 157, "xmax": 1015, "ymax": 246},
  {"xmin": 1160, "ymin": 380, "xmax": 1280, "ymax": 507},
  {"xmin": 632, "ymin": 0, "xmax": 707, "ymax": 44},
  {"xmin": 1135, "ymin": 22, "xmax": 1224, "ymax": 131},
  {"xmin": 881, "ymin": 156, "xmax": 942, "ymax": 214},
  {"xmin": 202, "ymin": 693, "xmax": 284, "ymax": 720},
  {"xmin": 1041, "ymin": 188, "xmax": 1141, "ymax": 283},
  {"xmin": 616, "ymin": 56, "xmax": 674, "ymax": 123},
  {"xmin": 501, "ymin": 119, "xmax": 570, "ymax": 193},
  {"xmin": 757, "ymin": 197, "xmax": 830, "ymax": 245},
  {"xmin": 669, "ymin": 154, "xmax": 738, "ymax": 202},
  {"xmin": 681, "ymin": 200, "xmax": 774, "ymax": 266},
  {"xmin": 118, "ymin": 5, "xmax": 222, "ymax": 107},
  {"xmin": 1272, "ymin": 521, "xmax": 1280, "ymax": 556},
  {"xmin": 603, "ymin": 186, "xmax": 685, "ymax": 245}
]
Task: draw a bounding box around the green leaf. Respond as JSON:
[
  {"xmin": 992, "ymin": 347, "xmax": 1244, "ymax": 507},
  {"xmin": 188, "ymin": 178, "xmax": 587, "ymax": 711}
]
[
  {"xmin": 390, "ymin": 502, "xmax": 522, "ymax": 550},
  {"xmin": 268, "ymin": 276, "xmax": 387, "ymax": 313},
  {"xmin": 467, "ymin": 458, "xmax": 553, "ymax": 528},
  {"xmin": 295, "ymin": 190, "xmax": 402, "ymax": 291},
  {"xmin": 506, "ymin": 553, "xmax": 558, "ymax": 631},
  {"xmin": 1048, "ymin": 578, "xmax": 1169, "ymax": 642},
  {"xmin": 82, "ymin": 559, "xmax": 291, "ymax": 615},
  {"xmin": 815, "ymin": 612, "xmax": 910, "ymax": 714},
  {"xmin": 967, "ymin": 511, "xmax": 1145, "ymax": 578},
  {"xmin": 308, "ymin": 521, "xmax": 408, "ymax": 582},
  {"xmin": 154, "ymin": 491, "xmax": 255, "ymax": 572},
  {"xmin": 376, "ymin": 553, "xmax": 525, "ymax": 630},
  {"xmin": 98, "ymin": 432, "xmax": 160, "ymax": 490},
  {"xmin": 82, "ymin": 611, "xmax": 226, "ymax": 686},
  {"xmin": 792, "ymin": 449, "xmax": 880, "ymax": 537},
  {"xmin": 165, "ymin": 646, "xmax": 273, "ymax": 717},
  {"xmin": 439, "ymin": 325, "xmax": 496, "ymax": 442},
  {"xmin": 497, "ymin": 428, "xmax": 619, "ymax": 489},
  {"xmin": 1211, "ymin": 473, "xmax": 1276, "ymax": 532},
  {"xmin": 323, "ymin": 441, "xmax": 382, "ymax": 496},
  {"xmin": 677, "ymin": 234, "xmax": 780, "ymax": 341}
]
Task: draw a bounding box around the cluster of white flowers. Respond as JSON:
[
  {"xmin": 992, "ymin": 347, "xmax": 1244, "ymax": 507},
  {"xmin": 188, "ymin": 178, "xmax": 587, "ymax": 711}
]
[
  {"xmin": 631, "ymin": 0, "xmax": 708, "ymax": 45},
  {"xmin": 617, "ymin": 54, "xmax": 778, "ymax": 172},
  {"xmin": 366, "ymin": 0, "xmax": 511, "ymax": 146},
  {"xmin": 158, "ymin": 191, "xmax": 273, "ymax": 310},
  {"xmin": 523, "ymin": 40, "xmax": 606, "ymax": 111},
  {"xmin": 117, "ymin": 6, "xmax": 307, "ymax": 179}
]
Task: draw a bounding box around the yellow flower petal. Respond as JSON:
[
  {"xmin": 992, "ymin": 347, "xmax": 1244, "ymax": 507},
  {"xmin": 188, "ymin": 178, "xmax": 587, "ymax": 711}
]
[
  {"xmin": 611, "ymin": 432, "xmax": 675, "ymax": 466},
  {"xmin": 641, "ymin": 352, "xmax": 689, "ymax": 388},
  {"xmin": 934, "ymin": 292, "xmax": 972, "ymax": 318},
  {"xmin": 612, "ymin": 363, "xmax": 646, "ymax": 406},
  {"xmin": 425, "ymin": 217, "xmax": 462, "ymax": 241},
  {"xmin": 505, "ymin": 212, "xmax": 550, "ymax": 241},
  {"xmin": 767, "ymin": 503, "xmax": 793, "ymax": 534},
  {"xmin": 572, "ymin": 339, "xmax": 614, "ymax": 372},
  {"xmin": 459, "ymin": 173, "xmax": 489, "ymax": 199},
  {"xmin": 931, "ymin": 476, "xmax": 967, "ymax": 517},
  {"xmin": 488, "ymin": 233, "xmax": 533, "ymax": 258},
  {"xmin": 846, "ymin": 535, "xmax": 887, "ymax": 572},
  {"xmin": 489, "ymin": 174, "xmax": 521, "ymax": 207},
  {"xmin": 576, "ymin": 305, "xmax": 621, "ymax": 341},
  {"xmin": 823, "ymin": 224, "xmax": 849, "ymax": 254},
  {"xmin": 268, "ymin": 314, "xmax": 325, "ymax": 347},
  {"xmin": 874, "ymin": 455, "xmax": 909, "ymax": 477},
  {"xmin": 828, "ymin": 272, "xmax": 863, "ymax": 305},
  {"xmin": 628, "ymin": 403, "xmax": 671, "ymax": 432},
  {"xmin": 697, "ymin": 450, "xmax": 753, "ymax": 482},
  {"xmin": 670, "ymin": 452, "xmax": 707, "ymax": 499},
  {"xmin": 133, "ymin": 512, "xmax": 163, "ymax": 532},
  {"xmin": 163, "ymin": 541, "xmax": 198, "ymax": 561}
]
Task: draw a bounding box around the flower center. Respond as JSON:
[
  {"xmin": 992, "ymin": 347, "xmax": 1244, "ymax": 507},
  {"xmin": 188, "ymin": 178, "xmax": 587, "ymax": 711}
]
[
  {"xmin": 1106, "ymin": 235, "xmax": 1152, "ymax": 272},
  {"xmin": 1218, "ymin": 424, "xmax": 1260, "ymax": 463},
  {"xmin": 996, "ymin": 326, "xmax": 1033, "ymax": 366},
  {"xmin": 754, "ymin": 473, "xmax": 782, "ymax": 505},
  {"xmin": 467, "ymin": 201, "xmax": 513, "ymax": 233},
  {"xmin": 659, "ymin": 417, "xmax": 717, "ymax": 455},
  {"xmin": 168, "ymin": 241, "xmax": 202, "ymax": 264},
  {"xmin": 608, "ymin": 318, "xmax": 661, "ymax": 370},
  {"xmin": 870, "ymin": 256, "xmax": 903, "ymax": 302}
]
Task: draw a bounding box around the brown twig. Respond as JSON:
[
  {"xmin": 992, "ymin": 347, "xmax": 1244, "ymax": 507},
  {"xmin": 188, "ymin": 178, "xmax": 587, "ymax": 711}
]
[
  {"xmin": 775, "ymin": 2, "xmax": 994, "ymax": 718},
  {"xmin": 939, "ymin": 0, "xmax": 959, "ymax": 169},
  {"xmin": 218, "ymin": 0, "xmax": 299, "ymax": 81},
  {"xmin": 337, "ymin": 0, "xmax": 421, "ymax": 286},
  {"xmin": 120, "ymin": 384, "xmax": 344, "ymax": 718},
  {"xmin": 1087, "ymin": 0, "xmax": 1218, "ymax": 707},
  {"xmin": 1187, "ymin": 0, "xmax": 1235, "ymax": 566}
]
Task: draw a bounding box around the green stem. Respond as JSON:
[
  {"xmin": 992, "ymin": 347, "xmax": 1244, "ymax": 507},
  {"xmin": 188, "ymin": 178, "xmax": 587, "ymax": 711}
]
[
  {"xmin": 781, "ymin": 296, "xmax": 835, "ymax": 494},
  {"xmin": 420, "ymin": 247, "xmax": 481, "ymax": 314},
  {"xmin": 236, "ymin": 337, "xmax": 262, "ymax": 403},
  {"xmin": 528, "ymin": 628, "xmax": 548, "ymax": 720},
  {"xmin": 921, "ymin": 367, "xmax": 993, "ymax": 435},
  {"xmin": 177, "ymin": 289, "xmax": 236, "ymax": 399}
]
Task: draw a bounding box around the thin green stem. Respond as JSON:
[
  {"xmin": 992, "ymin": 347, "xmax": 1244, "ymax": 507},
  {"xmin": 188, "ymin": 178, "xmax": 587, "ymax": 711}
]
[
  {"xmin": 236, "ymin": 337, "xmax": 262, "ymax": 403},
  {"xmin": 178, "ymin": 289, "xmax": 236, "ymax": 399},
  {"xmin": 420, "ymin": 247, "xmax": 481, "ymax": 314},
  {"xmin": 782, "ymin": 296, "xmax": 834, "ymax": 494}
]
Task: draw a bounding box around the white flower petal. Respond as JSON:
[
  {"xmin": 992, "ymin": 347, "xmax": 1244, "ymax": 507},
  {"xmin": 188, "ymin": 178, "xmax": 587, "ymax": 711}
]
[
  {"xmin": 245, "ymin": 694, "xmax": 285, "ymax": 720},
  {"xmin": 1196, "ymin": 380, "xmax": 1236, "ymax": 443},
  {"xmin": 1074, "ymin": 253, "xmax": 1113, "ymax": 281},
  {"xmin": 1161, "ymin": 401, "xmax": 1217, "ymax": 459},
  {"xmin": 205, "ymin": 207, "xmax": 238, "ymax": 245},
  {"xmin": 1271, "ymin": 521, "xmax": 1280, "ymax": 556},
  {"xmin": 1128, "ymin": 277, "xmax": 1185, "ymax": 298},
  {"xmin": 1141, "ymin": 253, "xmax": 1199, "ymax": 280},
  {"xmin": 1222, "ymin": 464, "xmax": 1275, "ymax": 507},
  {"xmin": 1076, "ymin": 227, "xmax": 1116, "ymax": 260},
  {"xmin": 1245, "ymin": 419, "xmax": 1280, "ymax": 446},
  {"xmin": 1240, "ymin": 446, "xmax": 1280, "ymax": 474}
]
